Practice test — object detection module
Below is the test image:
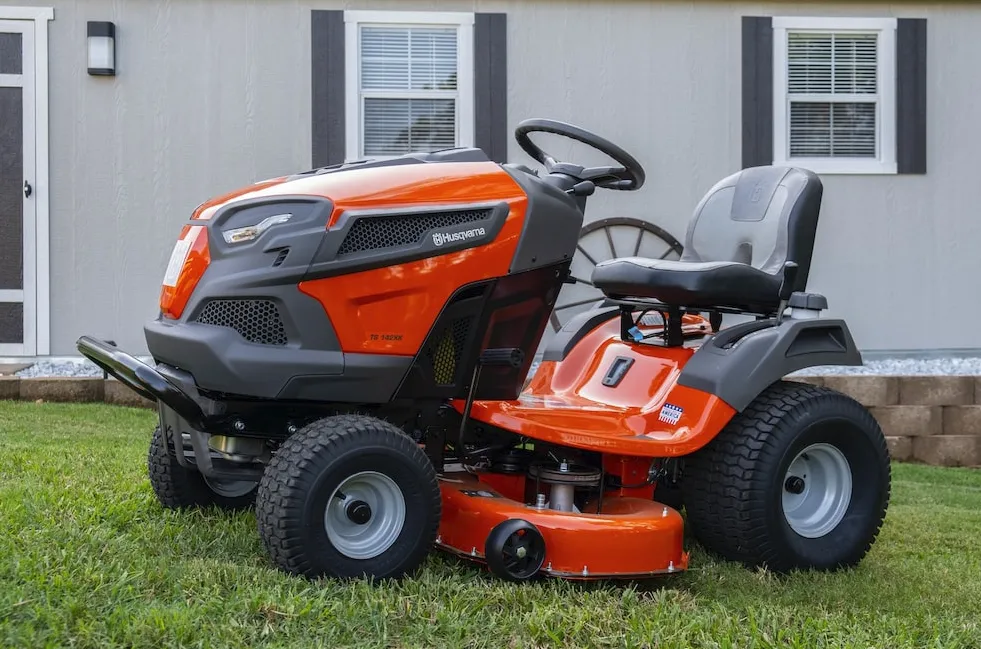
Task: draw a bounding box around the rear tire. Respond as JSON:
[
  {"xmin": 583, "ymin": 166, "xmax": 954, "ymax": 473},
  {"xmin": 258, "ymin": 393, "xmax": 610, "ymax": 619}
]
[
  {"xmin": 255, "ymin": 415, "xmax": 441, "ymax": 580},
  {"xmin": 147, "ymin": 426, "xmax": 258, "ymax": 510},
  {"xmin": 682, "ymin": 380, "xmax": 890, "ymax": 572}
]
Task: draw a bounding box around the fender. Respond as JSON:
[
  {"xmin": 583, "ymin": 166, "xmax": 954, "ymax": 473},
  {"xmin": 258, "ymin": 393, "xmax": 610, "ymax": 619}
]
[{"xmin": 677, "ymin": 317, "xmax": 862, "ymax": 411}]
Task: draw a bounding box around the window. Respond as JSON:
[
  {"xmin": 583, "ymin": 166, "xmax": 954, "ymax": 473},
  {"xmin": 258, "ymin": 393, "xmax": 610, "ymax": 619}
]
[
  {"xmin": 773, "ymin": 17, "xmax": 897, "ymax": 174},
  {"xmin": 344, "ymin": 11, "xmax": 474, "ymax": 161}
]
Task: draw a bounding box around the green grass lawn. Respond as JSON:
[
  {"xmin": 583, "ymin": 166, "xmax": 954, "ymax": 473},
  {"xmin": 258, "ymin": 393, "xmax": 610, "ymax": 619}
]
[{"xmin": 1, "ymin": 401, "xmax": 980, "ymax": 648}]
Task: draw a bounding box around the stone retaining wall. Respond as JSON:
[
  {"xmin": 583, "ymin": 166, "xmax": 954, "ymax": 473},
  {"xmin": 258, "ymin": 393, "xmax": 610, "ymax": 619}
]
[
  {"xmin": 790, "ymin": 376, "xmax": 981, "ymax": 468},
  {"xmin": 2, "ymin": 375, "xmax": 979, "ymax": 467}
]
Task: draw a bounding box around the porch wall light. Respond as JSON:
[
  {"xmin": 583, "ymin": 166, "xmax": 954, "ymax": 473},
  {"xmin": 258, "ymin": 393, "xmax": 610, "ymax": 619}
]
[{"xmin": 87, "ymin": 21, "xmax": 116, "ymax": 76}]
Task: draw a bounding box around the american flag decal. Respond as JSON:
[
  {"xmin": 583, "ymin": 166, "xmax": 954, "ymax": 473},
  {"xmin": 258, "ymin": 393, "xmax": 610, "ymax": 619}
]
[{"xmin": 658, "ymin": 403, "xmax": 683, "ymax": 425}]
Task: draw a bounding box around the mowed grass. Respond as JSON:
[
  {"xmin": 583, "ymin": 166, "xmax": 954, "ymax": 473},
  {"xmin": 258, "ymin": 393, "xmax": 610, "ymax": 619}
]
[{"xmin": 1, "ymin": 402, "xmax": 980, "ymax": 648}]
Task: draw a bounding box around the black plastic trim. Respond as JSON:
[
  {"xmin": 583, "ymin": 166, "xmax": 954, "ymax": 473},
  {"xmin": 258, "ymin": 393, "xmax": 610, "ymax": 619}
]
[
  {"xmin": 306, "ymin": 201, "xmax": 510, "ymax": 279},
  {"xmin": 788, "ymin": 292, "xmax": 828, "ymax": 310},
  {"xmin": 678, "ymin": 318, "xmax": 862, "ymax": 411},
  {"xmin": 277, "ymin": 354, "xmax": 414, "ymax": 401},
  {"xmin": 503, "ymin": 166, "xmax": 585, "ymax": 273},
  {"xmin": 601, "ymin": 356, "xmax": 635, "ymax": 387},
  {"xmin": 542, "ymin": 306, "xmax": 619, "ymax": 362},
  {"xmin": 290, "ymin": 148, "xmax": 492, "ymax": 181},
  {"xmin": 145, "ymin": 319, "xmax": 345, "ymax": 400}
]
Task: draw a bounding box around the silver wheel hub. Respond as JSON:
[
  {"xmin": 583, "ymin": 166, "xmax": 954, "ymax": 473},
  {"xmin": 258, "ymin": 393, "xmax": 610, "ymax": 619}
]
[
  {"xmin": 325, "ymin": 471, "xmax": 406, "ymax": 559},
  {"xmin": 204, "ymin": 476, "xmax": 257, "ymax": 498},
  {"xmin": 782, "ymin": 443, "xmax": 853, "ymax": 538}
]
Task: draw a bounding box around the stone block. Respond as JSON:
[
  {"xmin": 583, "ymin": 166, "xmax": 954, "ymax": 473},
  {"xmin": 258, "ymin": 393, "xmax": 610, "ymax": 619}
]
[
  {"xmin": 822, "ymin": 376, "xmax": 898, "ymax": 406},
  {"xmin": 912, "ymin": 436, "xmax": 981, "ymax": 467},
  {"xmin": 0, "ymin": 377, "xmax": 20, "ymax": 400},
  {"xmin": 104, "ymin": 380, "xmax": 155, "ymax": 409},
  {"xmin": 869, "ymin": 406, "xmax": 942, "ymax": 438},
  {"xmin": 19, "ymin": 378, "xmax": 105, "ymax": 403},
  {"xmin": 899, "ymin": 376, "xmax": 974, "ymax": 406},
  {"xmin": 0, "ymin": 363, "xmax": 30, "ymax": 376},
  {"xmin": 786, "ymin": 375, "xmax": 825, "ymax": 387},
  {"xmin": 885, "ymin": 436, "xmax": 913, "ymax": 462},
  {"xmin": 942, "ymin": 406, "xmax": 981, "ymax": 436}
]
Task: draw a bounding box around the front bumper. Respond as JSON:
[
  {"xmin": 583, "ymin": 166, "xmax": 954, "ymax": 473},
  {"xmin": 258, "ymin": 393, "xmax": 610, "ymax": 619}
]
[{"xmin": 77, "ymin": 335, "xmax": 208, "ymax": 427}]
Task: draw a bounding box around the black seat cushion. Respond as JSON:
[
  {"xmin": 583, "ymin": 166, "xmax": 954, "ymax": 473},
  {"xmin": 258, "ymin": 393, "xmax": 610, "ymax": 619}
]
[{"xmin": 591, "ymin": 257, "xmax": 782, "ymax": 312}]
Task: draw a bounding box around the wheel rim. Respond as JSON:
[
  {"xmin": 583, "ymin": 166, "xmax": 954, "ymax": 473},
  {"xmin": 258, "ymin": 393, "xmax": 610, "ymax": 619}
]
[
  {"xmin": 499, "ymin": 528, "xmax": 545, "ymax": 579},
  {"xmin": 325, "ymin": 471, "xmax": 406, "ymax": 560},
  {"xmin": 782, "ymin": 443, "xmax": 853, "ymax": 538},
  {"xmin": 204, "ymin": 476, "xmax": 257, "ymax": 498},
  {"xmin": 486, "ymin": 520, "xmax": 547, "ymax": 580}
]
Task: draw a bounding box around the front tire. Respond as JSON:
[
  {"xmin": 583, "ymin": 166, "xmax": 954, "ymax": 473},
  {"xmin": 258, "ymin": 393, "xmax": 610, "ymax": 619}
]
[
  {"xmin": 255, "ymin": 415, "xmax": 441, "ymax": 580},
  {"xmin": 147, "ymin": 426, "xmax": 258, "ymax": 510},
  {"xmin": 683, "ymin": 380, "xmax": 890, "ymax": 572}
]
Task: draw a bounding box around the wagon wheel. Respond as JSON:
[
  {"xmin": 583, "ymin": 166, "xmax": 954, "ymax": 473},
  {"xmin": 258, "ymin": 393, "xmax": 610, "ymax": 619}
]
[{"xmin": 550, "ymin": 217, "xmax": 684, "ymax": 332}]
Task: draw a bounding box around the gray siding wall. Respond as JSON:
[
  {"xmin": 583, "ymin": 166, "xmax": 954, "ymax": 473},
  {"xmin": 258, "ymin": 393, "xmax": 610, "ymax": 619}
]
[{"xmin": 12, "ymin": 0, "xmax": 981, "ymax": 354}]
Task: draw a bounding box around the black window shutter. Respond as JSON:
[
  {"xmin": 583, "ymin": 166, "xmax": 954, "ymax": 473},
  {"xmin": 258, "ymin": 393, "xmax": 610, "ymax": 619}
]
[
  {"xmin": 741, "ymin": 16, "xmax": 773, "ymax": 169},
  {"xmin": 742, "ymin": 16, "xmax": 773, "ymax": 169},
  {"xmin": 311, "ymin": 10, "xmax": 345, "ymax": 168},
  {"xmin": 897, "ymin": 19, "xmax": 927, "ymax": 174},
  {"xmin": 474, "ymin": 13, "xmax": 508, "ymax": 163}
]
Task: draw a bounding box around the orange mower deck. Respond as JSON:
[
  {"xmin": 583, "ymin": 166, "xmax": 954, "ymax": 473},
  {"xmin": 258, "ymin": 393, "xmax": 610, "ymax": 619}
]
[{"xmin": 436, "ymin": 472, "xmax": 688, "ymax": 579}]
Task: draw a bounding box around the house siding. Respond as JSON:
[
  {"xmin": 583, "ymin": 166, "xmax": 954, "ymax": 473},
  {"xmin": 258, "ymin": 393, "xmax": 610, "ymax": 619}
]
[{"xmin": 7, "ymin": 0, "xmax": 980, "ymax": 355}]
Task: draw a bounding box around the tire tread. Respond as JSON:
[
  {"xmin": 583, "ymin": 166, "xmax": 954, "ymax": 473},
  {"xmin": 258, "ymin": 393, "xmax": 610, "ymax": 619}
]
[
  {"xmin": 683, "ymin": 380, "xmax": 890, "ymax": 571},
  {"xmin": 255, "ymin": 414, "xmax": 441, "ymax": 579},
  {"xmin": 147, "ymin": 426, "xmax": 256, "ymax": 510}
]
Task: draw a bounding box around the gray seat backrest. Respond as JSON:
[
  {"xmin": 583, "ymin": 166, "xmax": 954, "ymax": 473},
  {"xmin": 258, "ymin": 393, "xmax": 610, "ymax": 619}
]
[{"xmin": 679, "ymin": 166, "xmax": 823, "ymax": 293}]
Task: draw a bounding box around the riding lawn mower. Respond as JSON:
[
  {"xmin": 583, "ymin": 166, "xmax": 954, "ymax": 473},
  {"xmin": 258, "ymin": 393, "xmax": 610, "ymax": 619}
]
[{"xmin": 78, "ymin": 118, "xmax": 891, "ymax": 582}]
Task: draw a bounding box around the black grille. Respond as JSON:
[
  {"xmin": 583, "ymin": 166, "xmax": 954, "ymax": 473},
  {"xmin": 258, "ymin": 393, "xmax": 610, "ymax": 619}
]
[
  {"xmin": 194, "ymin": 299, "xmax": 288, "ymax": 346},
  {"xmin": 425, "ymin": 317, "xmax": 472, "ymax": 385},
  {"xmin": 337, "ymin": 209, "xmax": 492, "ymax": 255}
]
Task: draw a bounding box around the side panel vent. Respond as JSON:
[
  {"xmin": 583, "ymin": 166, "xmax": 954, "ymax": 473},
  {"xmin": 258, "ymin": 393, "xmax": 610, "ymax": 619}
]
[
  {"xmin": 272, "ymin": 248, "xmax": 290, "ymax": 267},
  {"xmin": 194, "ymin": 299, "xmax": 288, "ymax": 346},
  {"xmin": 337, "ymin": 209, "xmax": 493, "ymax": 256},
  {"xmin": 425, "ymin": 316, "xmax": 473, "ymax": 386}
]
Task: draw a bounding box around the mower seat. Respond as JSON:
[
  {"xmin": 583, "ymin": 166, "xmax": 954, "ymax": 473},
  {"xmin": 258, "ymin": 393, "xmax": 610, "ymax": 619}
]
[{"xmin": 592, "ymin": 166, "xmax": 822, "ymax": 314}]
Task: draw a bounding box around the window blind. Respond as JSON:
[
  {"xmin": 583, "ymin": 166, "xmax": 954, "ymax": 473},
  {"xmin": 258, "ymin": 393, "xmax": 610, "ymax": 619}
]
[
  {"xmin": 787, "ymin": 32, "xmax": 878, "ymax": 158},
  {"xmin": 360, "ymin": 26, "xmax": 459, "ymax": 156}
]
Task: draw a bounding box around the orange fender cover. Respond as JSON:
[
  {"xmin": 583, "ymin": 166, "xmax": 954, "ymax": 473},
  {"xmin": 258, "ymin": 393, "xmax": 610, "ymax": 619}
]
[
  {"xmin": 437, "ymin": 472, "xmax": 688, "ymax": 578},
  {"xmin": 462, "ymin": 318, "xmax": 737, "ymax": 457}
]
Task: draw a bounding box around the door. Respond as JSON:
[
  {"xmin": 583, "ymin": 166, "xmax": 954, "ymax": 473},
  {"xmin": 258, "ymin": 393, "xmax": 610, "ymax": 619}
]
[{"xmin": 0, "ymin": 20, "xmax": 36, "ymax": 356}]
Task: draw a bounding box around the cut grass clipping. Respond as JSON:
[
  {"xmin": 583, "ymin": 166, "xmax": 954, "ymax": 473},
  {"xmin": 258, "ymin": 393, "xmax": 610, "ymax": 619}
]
[{"xmin": 1, "ymin": 401, "xmax": 980, "ymax": 648}]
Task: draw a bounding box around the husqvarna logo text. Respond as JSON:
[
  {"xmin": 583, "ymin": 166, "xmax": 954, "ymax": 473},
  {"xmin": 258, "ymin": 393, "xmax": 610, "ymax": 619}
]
[{"xmin": 432, "ymin": 227, "xmax": 486, "ymax": 247}]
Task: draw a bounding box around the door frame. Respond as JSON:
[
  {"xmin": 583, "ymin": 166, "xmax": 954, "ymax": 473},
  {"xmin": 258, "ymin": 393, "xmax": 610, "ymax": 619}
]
[{"xmin": 0, "ymin": 6, "xmax": 52, "ymax": 357}]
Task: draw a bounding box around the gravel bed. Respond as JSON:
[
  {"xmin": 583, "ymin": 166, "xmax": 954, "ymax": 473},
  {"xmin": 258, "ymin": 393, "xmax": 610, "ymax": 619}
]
[
  {"xmin": 788, "ymin": 357, "xmax": 981, "ymax": 376},
  {"xmin": 13, "ymin": 356, "xmax": 981, "ymax": 379},
  {"xmin": 15, "ymin": 357, "xmax": 155, "ymax": 378}
]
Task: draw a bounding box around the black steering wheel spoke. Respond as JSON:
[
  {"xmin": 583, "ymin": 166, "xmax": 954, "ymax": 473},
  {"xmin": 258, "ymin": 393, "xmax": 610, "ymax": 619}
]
[{"xmin": 514, "ymin": 118, "xmax": 645, "ymax": 192}]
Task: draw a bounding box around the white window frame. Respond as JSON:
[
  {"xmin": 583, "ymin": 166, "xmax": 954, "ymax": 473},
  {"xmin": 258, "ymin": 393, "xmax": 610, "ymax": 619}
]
[
  {"xmin": 0, "ymin": 6, "xmax": 53, "ymax": 358},
  {"xmin": 343, "ymin": 10, "xmax": 475, "ymax": 163},
  {"xmin": 772, "ymin": 16, "xmax": 897, "ymax": 175}
]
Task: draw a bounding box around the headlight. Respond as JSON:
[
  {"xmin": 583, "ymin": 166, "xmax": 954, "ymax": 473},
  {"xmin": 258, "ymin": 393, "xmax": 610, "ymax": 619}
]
[{"xmin": 222, "ymin": 213, "xmax": 293, "ymax": 244}]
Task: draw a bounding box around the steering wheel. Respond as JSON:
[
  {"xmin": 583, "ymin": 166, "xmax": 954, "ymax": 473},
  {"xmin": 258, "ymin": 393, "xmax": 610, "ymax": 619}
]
[{"xmin": 514, "ymin": 118, "xmax": 646, "ymax": 191}]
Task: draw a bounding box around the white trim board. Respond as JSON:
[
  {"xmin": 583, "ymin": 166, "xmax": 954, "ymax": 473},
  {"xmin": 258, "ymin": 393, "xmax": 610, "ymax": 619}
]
[
  {"xmin": 0, "ymin": 6, "xmax": 53, "ymax": 21},
  {"xmin": 0, "ymin": 7, "xmax": 53, "ymax": 356}
]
